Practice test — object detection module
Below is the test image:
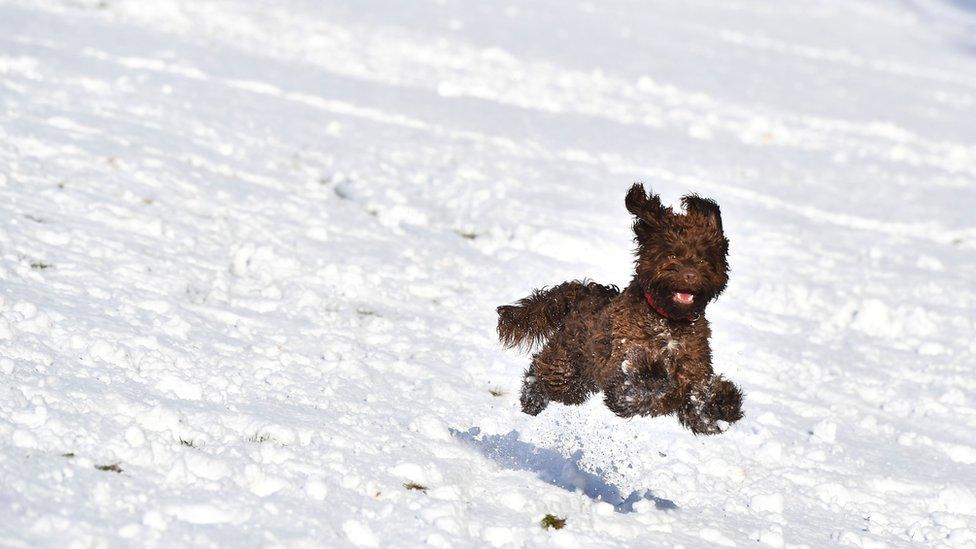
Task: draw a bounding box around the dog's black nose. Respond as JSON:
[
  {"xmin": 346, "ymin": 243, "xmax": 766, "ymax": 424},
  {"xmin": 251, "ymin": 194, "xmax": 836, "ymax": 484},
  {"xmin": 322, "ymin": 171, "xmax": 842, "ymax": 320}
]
[{"xmin": 681, "ymin": 270, "xmax": 700, "ymax": 285}]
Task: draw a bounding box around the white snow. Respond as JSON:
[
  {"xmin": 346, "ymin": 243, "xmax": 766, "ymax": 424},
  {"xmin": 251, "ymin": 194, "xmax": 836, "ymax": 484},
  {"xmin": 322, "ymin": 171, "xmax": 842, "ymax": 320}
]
[{"xmin": 1, "ymin": 0, "xmax": 976, "ymax": 546}]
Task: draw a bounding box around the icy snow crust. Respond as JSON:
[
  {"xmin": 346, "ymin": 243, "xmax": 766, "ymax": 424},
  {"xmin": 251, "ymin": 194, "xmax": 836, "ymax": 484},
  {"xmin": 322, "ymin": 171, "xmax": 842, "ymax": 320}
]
[{"xmin": 2, "ymin": 0, "xmax": 975, "ymax": 546}]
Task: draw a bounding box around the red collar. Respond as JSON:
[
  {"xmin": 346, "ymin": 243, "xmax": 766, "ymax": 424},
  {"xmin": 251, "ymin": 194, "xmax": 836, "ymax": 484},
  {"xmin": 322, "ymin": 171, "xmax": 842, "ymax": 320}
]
[{"xmin": 644, "ymin": 291, "xmax": 699, "ymax": 322}]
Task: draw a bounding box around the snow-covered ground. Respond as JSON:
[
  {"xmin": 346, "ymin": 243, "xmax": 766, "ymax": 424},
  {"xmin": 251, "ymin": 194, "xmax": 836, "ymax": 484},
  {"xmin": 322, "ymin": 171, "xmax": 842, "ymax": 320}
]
[{"xmin": 2, "ymin": 0, "xmax": 975, "ymax": 546}]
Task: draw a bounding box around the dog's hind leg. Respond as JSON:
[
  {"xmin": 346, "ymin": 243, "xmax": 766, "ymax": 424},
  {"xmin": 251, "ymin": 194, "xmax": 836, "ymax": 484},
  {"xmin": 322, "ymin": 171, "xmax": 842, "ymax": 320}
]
[
  {"xmin": 523, "ymin": 341, "xmax": 595, "ymax": 416},
  {"xmin": 520, "ymin": 365, "xmax": 549, "ymax": 415}
]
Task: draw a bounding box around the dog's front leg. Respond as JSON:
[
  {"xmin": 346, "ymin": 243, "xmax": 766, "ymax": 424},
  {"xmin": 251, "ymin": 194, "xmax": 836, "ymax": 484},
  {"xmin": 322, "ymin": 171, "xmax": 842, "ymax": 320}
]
[{"xmin": 603, "ymin": 351, "xmax": 678, "ymax": 418}]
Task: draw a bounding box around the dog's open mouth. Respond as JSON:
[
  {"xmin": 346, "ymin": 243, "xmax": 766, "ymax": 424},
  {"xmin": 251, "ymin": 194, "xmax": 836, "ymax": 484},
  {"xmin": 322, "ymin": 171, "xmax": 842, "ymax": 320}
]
[{"xmin": 673, "ymin": 292, "xmax": 695, "ymax": 305}]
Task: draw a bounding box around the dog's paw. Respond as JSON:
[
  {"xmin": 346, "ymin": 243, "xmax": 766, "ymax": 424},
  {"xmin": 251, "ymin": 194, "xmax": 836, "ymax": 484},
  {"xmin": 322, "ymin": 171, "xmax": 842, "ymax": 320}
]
[
  {"xmin": 678, "ymin": 376, "xmax": 743, "ymax": 435},
  {"xmin": 521, "ymin": 396, "xmax": 548, "ymax": 416},
  {"xmin": 520, "ymin": 375, "xmax": 549, "ymax": 416},
  {"xmin": 604, "ymin": 357, "xmax": 676, "ymax": 418}
]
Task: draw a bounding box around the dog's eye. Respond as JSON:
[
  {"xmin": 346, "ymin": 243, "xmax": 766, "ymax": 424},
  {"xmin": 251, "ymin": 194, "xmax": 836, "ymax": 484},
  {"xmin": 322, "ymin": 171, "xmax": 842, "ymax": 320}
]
[{"xmin": 668, "ymin": 254, "xmax": 676, "ymax": 260}]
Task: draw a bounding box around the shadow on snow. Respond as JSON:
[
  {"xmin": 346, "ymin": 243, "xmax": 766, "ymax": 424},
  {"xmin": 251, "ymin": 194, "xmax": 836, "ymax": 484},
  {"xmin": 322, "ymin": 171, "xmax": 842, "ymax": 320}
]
[{"xmin": 452, "ymin": 427, "xmax": 677, "ymax": 514}]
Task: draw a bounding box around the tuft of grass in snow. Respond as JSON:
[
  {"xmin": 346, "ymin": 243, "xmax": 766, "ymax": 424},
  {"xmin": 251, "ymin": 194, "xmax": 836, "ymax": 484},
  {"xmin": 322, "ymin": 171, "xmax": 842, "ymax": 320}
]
[
  {"xmin": 179, "ymin": 437, "xmax": 196, "ymax": 448},
  {"xmin": 247, "ymin": 433, "xmax": 272, "ymax": 444},
  {"xmin": 30, "ymin": 262, "xmax": 53, "ymax": 270},
  {"xmin": 61, "ymin": 452, "xmax": 75, "ymax": 458},
  {"xmin": 95, "ymin": 463, "xmax": 123, "ymax": 473},
  {"xmin": 540, "ymin": 514, "xmax": 566, "ymax": 530},
  {"xmin": 403, "ymin": 482, "xmax": 428, "ymax": 493},
  {"xmin": 454, "ymin": 229, "xmax": 480, "ymax": 241},
  {"xmin": 488, "ymin": 387, "xmax": 505, "ymax": 397}
]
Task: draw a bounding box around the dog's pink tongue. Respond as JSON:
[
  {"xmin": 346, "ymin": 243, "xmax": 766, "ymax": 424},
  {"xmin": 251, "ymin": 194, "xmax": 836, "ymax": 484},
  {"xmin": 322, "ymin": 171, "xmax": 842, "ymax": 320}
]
[{"xmin": 673, "ymin": 292, "xmax": 695, "ymax": 305}]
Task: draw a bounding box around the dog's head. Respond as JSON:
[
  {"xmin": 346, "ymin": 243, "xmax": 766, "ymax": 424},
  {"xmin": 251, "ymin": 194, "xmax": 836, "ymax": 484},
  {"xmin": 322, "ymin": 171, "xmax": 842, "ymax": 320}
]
[{"xmin": 625, "ymin": 183, "xmax": 729, "ymax": 318}]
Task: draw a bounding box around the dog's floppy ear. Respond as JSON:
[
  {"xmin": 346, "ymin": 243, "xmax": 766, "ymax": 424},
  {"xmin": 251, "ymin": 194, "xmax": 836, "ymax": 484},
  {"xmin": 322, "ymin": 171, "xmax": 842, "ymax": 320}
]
[
  {"xmin": 682, "ymin": 194, "xmax": 723, "ymax": 233},
  {"xmin": 626, "ymin": 183, "xmax": 668, "ymax": 245},
  {"xmin": 625, "ymin": 183, "xmax": 667, "ymax": 224}
]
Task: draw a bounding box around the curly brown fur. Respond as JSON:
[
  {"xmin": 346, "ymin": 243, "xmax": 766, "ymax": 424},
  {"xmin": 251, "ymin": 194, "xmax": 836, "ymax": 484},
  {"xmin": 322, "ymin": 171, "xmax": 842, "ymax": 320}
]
[
  {"xmin": 497, "ymin": 183, "xmax": 744, "ymax": 435},
  {"xmin": 497, "ymin": 280, "xmax": 618, "ymax": 350}
]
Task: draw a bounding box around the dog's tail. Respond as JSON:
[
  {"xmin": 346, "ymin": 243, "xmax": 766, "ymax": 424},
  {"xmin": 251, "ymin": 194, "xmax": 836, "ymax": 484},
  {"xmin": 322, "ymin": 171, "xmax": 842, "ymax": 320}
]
[{"xmin": 497, "ymin": 280, "xmax": 618, "ymax": 350}]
